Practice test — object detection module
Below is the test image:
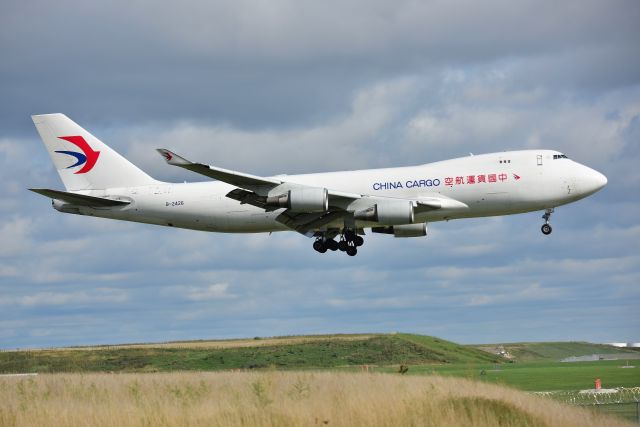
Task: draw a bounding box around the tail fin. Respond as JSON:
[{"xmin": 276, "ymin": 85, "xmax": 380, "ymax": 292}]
[{"xmin": 32, "ymin": 113, "xmax": 156, "ymax": 190}]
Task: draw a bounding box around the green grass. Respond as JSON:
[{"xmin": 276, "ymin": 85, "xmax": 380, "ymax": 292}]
[
  {"xmin": 380, "ymin": 360, "xmax": 640, "ymax": 391},
  {"xmin": 0, "ymin": 334, "xmax": 501, "ymax": 374},
  {"xmin": 396, "ymin": 333, "xmax": 499, "ymax": 364}
]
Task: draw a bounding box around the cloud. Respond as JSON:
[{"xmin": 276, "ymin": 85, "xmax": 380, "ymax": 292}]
[
  {"xmin": 168, "ymin": 283, "xmax": 237, "ymax": 301},
  {"xmin": 106, "ymin": 70, "xmax": 640, "ymax": 188},
  {"xmin": 0, "ymin": 0, "xmax": 638, "ymax": 348},
  {"xmin": 0, "ymin": 217, "xmax": 33, "ymax": 256},
  {"xmin": 1, "ymin": 0, "xmax": 638, "ymax": 132},
  {"xmin": 0, "ymin": 288, "xmax": 128, "ymax": 307},
  {"xmin": 124, "ymin": 78, "xmax": 414, "ymax": 177}
]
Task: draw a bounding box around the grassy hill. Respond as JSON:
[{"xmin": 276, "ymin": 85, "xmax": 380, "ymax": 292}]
[
  {"xmin": 0, "ymin": 333, "xmax": 500, "ymax": 374},
  {"xmin": 473, "ymin": 342, "xmax": 639, "ymax": 362}
]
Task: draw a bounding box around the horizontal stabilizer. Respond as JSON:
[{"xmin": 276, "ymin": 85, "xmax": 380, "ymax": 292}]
[{"xmin": 29, "ymin": 188, "xmax": 130, "ymax": 207}]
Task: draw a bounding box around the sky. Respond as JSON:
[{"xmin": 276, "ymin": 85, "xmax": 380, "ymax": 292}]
[{"xmin": 1, "ymin": 0, "xmax": 639, "ymax": 349}]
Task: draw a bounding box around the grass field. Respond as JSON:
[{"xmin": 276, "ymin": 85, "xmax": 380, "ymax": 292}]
[
  {"xmin": 2, "ymin": 333, "xmax": 638, "ymax": 425},
  {"xmin": 0, "ymin": 371, "xmax": 634, "ymax": 427},
  {"xmin": 0, "ymin": 333, "xmax": 499, "ymax": 373},
  {"xmin": 385, "ymin": 360, "xmax": 640, "ymax": 391},
  {"xmin": 2, "ymin": 333, "xmax": 638, "ymax": 392}
]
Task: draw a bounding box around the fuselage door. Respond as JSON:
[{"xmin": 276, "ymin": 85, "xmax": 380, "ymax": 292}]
[{"xmin": 536, "ymin": 155, "xmax": 543, "ymax": 166}]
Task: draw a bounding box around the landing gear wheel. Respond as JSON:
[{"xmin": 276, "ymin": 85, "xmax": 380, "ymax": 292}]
[
  {"xmin": 338, "ymin": 240, "xmax": 348, "ymax": 252},
  {"xmin": 344, "ymin": 229, "xmax": 356, "ymax": 242},
  {"xmin": 327, "ymin": 239, "xmax": 339, "ymax": 251},
  {"xmin": 313, "ymin": 240, "xmax": 327, "ymax": 253},
  {"xmin": 354, "ymin": 235, "xmax": 364, "ymax": 247},
  {"xmin": 541, "ymin": 208, "xmax": 554, "ymax": 235},
  {"xmin": 346, "ymin": 246, "xmax": 358, "ymax": 256}
]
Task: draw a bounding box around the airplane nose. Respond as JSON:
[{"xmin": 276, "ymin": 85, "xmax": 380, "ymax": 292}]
[
  {"xmin": 581, "ymin": 167, "xmax": 607, "ymax": 195},
  {"xmin": 595, "ymin": 170, "xmax": 607, "ymax": 189}
]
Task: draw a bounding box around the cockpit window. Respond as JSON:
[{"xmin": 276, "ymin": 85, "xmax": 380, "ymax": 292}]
[{"xmin": 553, "ymin": 154, "xmax": 569, "ymax": 159}]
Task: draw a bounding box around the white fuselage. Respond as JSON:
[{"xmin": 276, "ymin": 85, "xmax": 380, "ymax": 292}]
[{"xmin": 58, "ymin": 150, "xmax": 607, "ymax": 233}]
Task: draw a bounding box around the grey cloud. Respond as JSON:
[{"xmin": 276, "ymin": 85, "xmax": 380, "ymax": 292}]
[
  {"xmin": 164, "ymin": 283, "xmax": 238, "ymax": 301},
  {"xmin": 123, "ymin": 78, "xmax": 414, "ymax": 177},
  {"xmin": 0, "ymin": 0, "xmax": 638, "ymax": 349},
  {"xmin": 115, "ymin": 78, "xmax": 640, "ymax": 196},
  {"xmin": 1, "ymin": 0, "xmax": 639, "ymax": 133},
  {"xmin": 0, "ymin": 288, "xmax": 128, "ymax": 307}
]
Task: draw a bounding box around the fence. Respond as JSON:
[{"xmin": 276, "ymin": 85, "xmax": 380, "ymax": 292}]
[{"xmin": 578, "ymin": 401, "xmax": 640, "ymax": 423}]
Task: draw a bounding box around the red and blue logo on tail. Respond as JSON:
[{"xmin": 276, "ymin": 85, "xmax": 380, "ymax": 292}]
[{"xmin": 55, "ymin": 136, "xmax": 100, "ymax": 174}]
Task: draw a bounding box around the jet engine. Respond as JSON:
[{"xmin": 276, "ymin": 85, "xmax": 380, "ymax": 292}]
[
  {"xmin": 371, "ymin": 223, "xmax": 427, "ymax": 237},
  {"xmin": 266, "ymin": 187, "xmax": 329, "ymax": 212},
  {"xmin": 354, "ymin": 201, "xmax": 414, "ymax": 225}
]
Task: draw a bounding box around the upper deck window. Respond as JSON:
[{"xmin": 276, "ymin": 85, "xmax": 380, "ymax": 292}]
[{"xmin": 553, "ymin": 154, "xmax": 569, "ymax": 159}]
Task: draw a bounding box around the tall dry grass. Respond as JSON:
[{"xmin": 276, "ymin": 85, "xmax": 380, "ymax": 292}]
[{"xmin": 0, "ymin": 371, "xmax": 631, "ymax": 426}]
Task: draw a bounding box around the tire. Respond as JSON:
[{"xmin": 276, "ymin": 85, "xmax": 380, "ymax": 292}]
[
  {"xmin": 541, "ymin": 224, "xmax": 552, "ymax": 235},
  {"xmin": 338, "ymin": 240, "xmax": 348, "ymax": 251},
  {"xmin": 346, "ymin": 247, "xmax": 357, "ymax": 256},
  {"xmin": 354, "ymin": 236, "xmax": 364, "ymax": 247},
  {"xmin": 313, "ymin": 240, "xmax": 327, "ymax": 253},
  {"xmin": 344, "ymin": 230, "xmax": 356, "ymax": 241},
  {"xmin": 327, "ymin": 239, "xmax": 339, "ymax": 251}
]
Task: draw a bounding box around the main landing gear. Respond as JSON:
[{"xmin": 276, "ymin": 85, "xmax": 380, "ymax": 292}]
[
  {"xmin": 541, "ymin": 208, "xmax": 553, "ymax": 235},
  {"xmin": 313, "ymin": 229, "xmax": 364, "ymax": 256}
]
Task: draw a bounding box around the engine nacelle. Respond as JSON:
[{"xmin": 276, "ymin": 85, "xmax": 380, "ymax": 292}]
[
  {"xmin": 371, "ymin": 223, "xmax": 427, "ymax": 237},
  {"xmin": 354, "ymin": 201, "xmax": 414, "ymax": 225},
  {"xmin": 52, "ymin": 199, "xmax": 82, "ymax": 215},
  {"xmin": 266, "ymin": 187, "xmax": 329, "ymax": 212}
]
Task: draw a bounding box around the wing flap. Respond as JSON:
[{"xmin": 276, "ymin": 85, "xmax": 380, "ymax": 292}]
[
  {"xmin": 226, "ymin": 188, "xmax": 278, "ymax": 211},
  {"xmin": 276, "ymin": 210, "xmax": 348, "ymax": 234}
]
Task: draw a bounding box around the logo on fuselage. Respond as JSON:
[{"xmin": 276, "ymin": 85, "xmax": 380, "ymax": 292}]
[{"xmin": 55, "ymin": 136, "xmax": 100, "ymax": 174}]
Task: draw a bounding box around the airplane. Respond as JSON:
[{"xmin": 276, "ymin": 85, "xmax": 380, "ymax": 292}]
[{"xmin": 30, "ymin": 113, "xmax": 607, "ymax": 256}]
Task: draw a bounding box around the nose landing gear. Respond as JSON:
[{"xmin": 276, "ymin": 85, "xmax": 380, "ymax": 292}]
[{"xmin": 541, "ymin": 208, "xmax": 553, "ymax": 235}]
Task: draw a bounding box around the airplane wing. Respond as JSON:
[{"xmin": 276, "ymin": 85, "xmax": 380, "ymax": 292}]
[
  {"xmin": 156, "ymin": 149, "xmax": 283, "ymax": 189},
  {"xmin": 158, "ymin": 148, "xmax": 362, "ymax": 206},
  {"xmin": 157, "ymin": 149, "xmax": 466, "ymax": 235},
  {"xmin": 29, "ymin": 188, "xmax": 130, "ymax": 207}
]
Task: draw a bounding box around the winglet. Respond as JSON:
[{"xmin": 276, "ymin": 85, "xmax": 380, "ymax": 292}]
[
  {"xmin": 156, "ymin": 149, "xmax": 193, "ymax": 166},
  {"xmin": 155, "ymin": 149, "xmax": 283, "ymax": 188}
]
